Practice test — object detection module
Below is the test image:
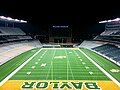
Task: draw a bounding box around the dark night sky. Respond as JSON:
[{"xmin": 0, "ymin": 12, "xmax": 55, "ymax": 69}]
[{"xmin": 0, "ymin": 0, "xmax": 120, "ymax": 41}]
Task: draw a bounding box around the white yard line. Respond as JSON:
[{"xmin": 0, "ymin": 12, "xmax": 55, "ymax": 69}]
[
  {"xmin": 52, "ymin": 49, "xmax": 56, "ymax": 60},
  {"xmin": 65, "ymin": 49, "xmax": 69, "ymax": 80},
  {"xmin": 46, "ymin": 49, "xmax": 56, "ymax": 80},
  {"xmin": 65, "ymin": 49, "xmax": 75, "ymax": 80},
  {"xmin": 0, "ymin": 48, "xmax": 42, "ymax": 87},
  {"xmin": 51, "ymin": 49, "xmax": 56, "ymax": 80},
  {"xmin": 79, "ymin": 49, "xmax": 120, "ymax": 87},
  {"xmin": 45, "ymin": 62, "xmax": 52, "ymax": 80},
  {"xmin": 51, "ymin": 61, "xmax": 53, "ymax": 80},
  {"xmin": 67, "ymin": 60, "xmax": 68, "ymax": 80}
]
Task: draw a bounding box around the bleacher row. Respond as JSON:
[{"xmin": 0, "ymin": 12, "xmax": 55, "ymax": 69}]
[
  {"xmin": 0, "ymin": 40, "xmax": 42, "ymax": 65},
  {"xmin": 0, "ymin": 27, "xmax": 33, "ymax": 43},
  {"xmin": 101, "ymin": 30, "xmax": 120, "ymax": 36},
  {"xmin": 0, "ymin": 27, "xmax": 26, "ymax": 35},
  {"xmin": 0, "ymin": 35, "xmax": 32, "ymax": 43},
  {"xmin": 92, "ymin": 44, "xmax": 120, "ymax": 66},
  {"xmin": 105, "ymin": 21, "xmax": 120, "ymax": 36},
  {"xmin": 0, "ymin": 27, "xmax": 42, "ymax": 66},
  {"xmin": 80, "ymin": 21, "xmax": 120, "ymax": 66}
]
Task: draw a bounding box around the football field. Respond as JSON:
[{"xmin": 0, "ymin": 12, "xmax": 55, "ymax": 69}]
[{"xmin": 0, "ymin": 48, "xmax": 120, "ymax": 90}]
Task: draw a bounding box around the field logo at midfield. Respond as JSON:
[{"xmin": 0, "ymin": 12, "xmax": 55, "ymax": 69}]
[
  {"xmin": 22, "ymin": 81, "xmax": 100, "ymax": 89},
  {"xmin": 54, "ymin": 56, "xmax": 66, "ymax": 59}
]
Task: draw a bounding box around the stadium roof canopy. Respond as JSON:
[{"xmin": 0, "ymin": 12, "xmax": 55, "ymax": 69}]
[{"xmin": 0, "ymin": 16, "xmax": 27, "ymax": 23}]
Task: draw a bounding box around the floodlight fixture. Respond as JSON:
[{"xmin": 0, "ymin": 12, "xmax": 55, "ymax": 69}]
[
  {"xmin": 99, "ymin": 18, "xmax": 120, "ymax": 23},
  {"xmin": 20, "ymin": 20, "xmax": 27, "ymax": 23},
  {"xmin": 14, "ymin": 19, "xmax": 19, "ymax": 22},
  {"xmin": 0, "ymin": 16, "xmax": 27, "ymax": 23},
  {"xmin": 7, "ymin": 17, "xmax": 13, "ymax": 21}
]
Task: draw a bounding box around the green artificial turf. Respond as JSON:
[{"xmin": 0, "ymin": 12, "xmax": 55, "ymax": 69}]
[
  {"xmin": 10, "ymin": 48, "xmax": 109, "ymax": 80},
  {"xmin": 2, "ymin": 48, "xmax": 119, "ymax": 82},
  {"xmin": 0, "ymin": 48, "xmax": 40, "ymax": 82}
]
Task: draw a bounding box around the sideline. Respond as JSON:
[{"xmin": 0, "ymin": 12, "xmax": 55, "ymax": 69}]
[
  {"xmin": 78, "ymin": 49, "xmax": 120, "ymax": 87},
  {"xmin": 0, "ymin": 48, "xmax": 42, "ymax": 86}
]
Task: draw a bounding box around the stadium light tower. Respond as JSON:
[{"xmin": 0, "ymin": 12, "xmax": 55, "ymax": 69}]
[
  {"xmin": 0, "ymin": 16, "xmax": 27, "ymax": 27},
  {"xmin": 0, "ymin": 16, "xmax": 27, "ymax": 23},
  {"xmin": 99, "ymin": 18, "xmax": 120, "ymax": 23}
]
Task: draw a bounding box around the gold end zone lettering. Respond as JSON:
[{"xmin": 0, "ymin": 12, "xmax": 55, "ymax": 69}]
[
  {"xmin": 21, "ymin": 81, "xmax": 100, "ymax": 89},
  {"xmin": 60, "ymin": 82, "xmax": 72, "ymax": 89},
  {"xmin": 36, "ymin": 82, "xmax": 48, "ymax": 88},
  {"xmin": 1, "ymin": 80, "xmax": 119, "ymax": 90},
  {"xmin": 50, "ymin": 82, "xmax": 59, "ymax": 88},
  {"xmin": 71, "ymin": 82, "xmax": 83, "ymax": 89},
  {"xmin": 85, "ymin": 82, "xmax": 100, "ymax": 89},
  {"xmin": 22, "ymin": 82, "xmax": 36, "ymax": 88}
]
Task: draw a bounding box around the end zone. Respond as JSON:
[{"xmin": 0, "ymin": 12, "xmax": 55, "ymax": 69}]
[{"xmin": 0, "ymin": 80, "xmax": 120, "ymax": 90}]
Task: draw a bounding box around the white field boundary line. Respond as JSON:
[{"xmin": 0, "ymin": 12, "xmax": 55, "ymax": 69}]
[
  {"xmin": 78, "ymin": 49, "xmax": 120, "ymax": 87},
  {"xmin": 0, "ymin": 48, "xmax": 42, "ymax": 87}
]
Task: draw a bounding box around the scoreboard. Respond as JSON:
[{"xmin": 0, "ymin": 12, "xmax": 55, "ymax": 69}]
[
  {"xmin": 49, "ymin": 25, "xmax": 72, "ymax": 43},
  {"xmin": 49, "ymin": 25, "xmax": 72, "ymax": 37}
]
